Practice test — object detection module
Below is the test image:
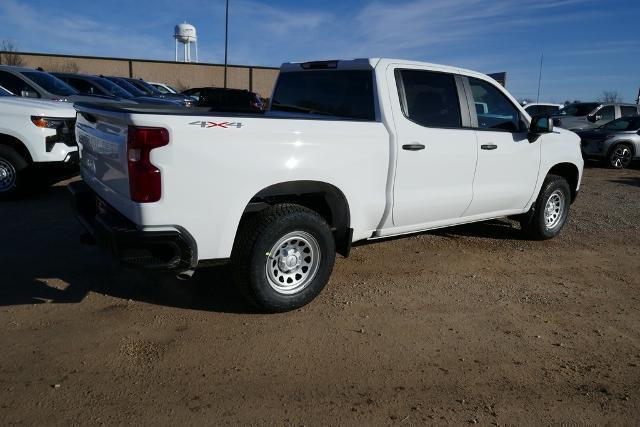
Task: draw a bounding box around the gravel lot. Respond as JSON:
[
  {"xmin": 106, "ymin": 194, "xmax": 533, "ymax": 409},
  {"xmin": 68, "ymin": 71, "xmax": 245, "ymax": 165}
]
[{"xmin": 1, "ymin": 164, "xmax": 639, "ymax": 425}]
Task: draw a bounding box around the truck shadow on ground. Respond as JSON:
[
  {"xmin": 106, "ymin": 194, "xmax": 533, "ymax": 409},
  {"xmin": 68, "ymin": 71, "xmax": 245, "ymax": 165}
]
[
  {"xmin": 609, "ymin": 176, "xmax": 640, "ymax": 188},
  {"xmin": 1, "ymin": 182, "xmax": 529, "ymax": 312},
  {"xmin": 0, "ymin": 184, "xmax": 256, "ymax": 314}
]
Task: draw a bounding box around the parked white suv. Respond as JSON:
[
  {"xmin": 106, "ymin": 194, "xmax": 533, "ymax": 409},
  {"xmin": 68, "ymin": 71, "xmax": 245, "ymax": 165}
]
[
  {"xmin": 0, "ymin": 86, "xmax": 77, "ymax": 198},
  {"xmin": 70, "ymin": 58, "xmax": 584, "ymax": 311}
]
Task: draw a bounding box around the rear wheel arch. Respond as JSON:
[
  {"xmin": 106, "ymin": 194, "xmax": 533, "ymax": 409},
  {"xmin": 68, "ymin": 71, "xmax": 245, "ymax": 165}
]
[
  {"xmin": 0, "ymin": 133, "xmax": 33, "ymax": 164},
  {"xmin": 240, "ymin": 180, "xmax": 352, "ymax": 256},
  {"xmin": 546, "ymin": 162, "xmax": 579, "ymax": 202}
]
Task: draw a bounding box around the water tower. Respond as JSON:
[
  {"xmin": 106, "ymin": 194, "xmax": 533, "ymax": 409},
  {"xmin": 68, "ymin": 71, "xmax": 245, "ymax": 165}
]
[{"xmin": 174, "ymin": 23, "xmax": 198, "ymax": 62}]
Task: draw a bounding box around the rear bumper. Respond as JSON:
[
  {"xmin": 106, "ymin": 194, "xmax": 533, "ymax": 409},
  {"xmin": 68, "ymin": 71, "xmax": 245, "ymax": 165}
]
[{"xmin": 68, "ymin": 181, "xmax": 197, "ymax": 271}]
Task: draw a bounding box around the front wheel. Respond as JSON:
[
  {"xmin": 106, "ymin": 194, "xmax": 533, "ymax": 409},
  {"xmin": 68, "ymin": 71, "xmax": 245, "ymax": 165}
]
[
  {"xmin": 520, "ymin": 174, "xmax": 571, "ymax": 240},
  {"xmin": 608, "ymin": 143, "xmax": 633, "ymax": 169},
  {"xmin": 231, "ymin": 204, "xmax": 336, "ymax": 312},
  {"xmin": 0, "ymin": 146, "xmax": 29, "ymax": 200}
]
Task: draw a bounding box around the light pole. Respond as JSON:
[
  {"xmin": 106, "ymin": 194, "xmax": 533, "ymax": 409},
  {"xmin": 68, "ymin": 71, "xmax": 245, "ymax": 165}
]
[{"xmin": 224, "ymin": 0, "xmax": 229, "ymax": 89}]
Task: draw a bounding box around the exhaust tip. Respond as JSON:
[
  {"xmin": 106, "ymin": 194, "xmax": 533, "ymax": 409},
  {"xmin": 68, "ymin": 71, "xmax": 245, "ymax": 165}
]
[{"xmin": 176, "ymin": 269, "xmax": 195, "ymax": 281}]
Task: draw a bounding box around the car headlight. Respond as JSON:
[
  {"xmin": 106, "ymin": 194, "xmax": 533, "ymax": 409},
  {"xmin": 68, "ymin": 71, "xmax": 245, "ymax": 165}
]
[{"xmin": 31, "ymin": 116, "xmax": 66, "ymax": 129}]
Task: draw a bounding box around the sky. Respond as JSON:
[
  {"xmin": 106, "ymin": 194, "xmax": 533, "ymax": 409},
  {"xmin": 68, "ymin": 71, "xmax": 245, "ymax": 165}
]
[{"xmin": 0, "ymin": 0, "xmax": 638, "ymax": 103}]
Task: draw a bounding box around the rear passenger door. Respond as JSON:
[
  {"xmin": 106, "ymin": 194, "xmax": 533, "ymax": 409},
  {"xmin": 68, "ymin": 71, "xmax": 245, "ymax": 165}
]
[
  {"xmin": 389, "ymin": 67, "xmax": 478, "ymax": 229},
  {"xmin": 462, "ymin": 77, "xmax": 540, "ymax": 216}
]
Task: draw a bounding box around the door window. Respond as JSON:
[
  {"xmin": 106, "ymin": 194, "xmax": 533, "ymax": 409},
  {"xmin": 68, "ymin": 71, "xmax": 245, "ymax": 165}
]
[
  {"xmin": 0, "ymin": 71, "xmax": 38, "ymax": 96},
  {"xmin": 621, "ymin": 106, "xmax": 639, "ymax": 117},
  {"xmin": 595, "ymin": 105, "xmax": 615, "ymax": 122},
  {"xmin": 468, "ymin": 77, "xmax": 521, "ymax": 132},
  {"xmin": 396, "ymin": 70, "xmax": 461, "ymax": 128},
  {"xmin": 67, "ymin": 77, "xmax": 102, "ymax": 95}
]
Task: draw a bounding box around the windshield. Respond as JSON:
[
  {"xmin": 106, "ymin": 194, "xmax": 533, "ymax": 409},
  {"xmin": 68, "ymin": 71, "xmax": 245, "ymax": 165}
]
[
  {"xmin": 601, "ymin": 117, "xmax": 640, "ymax": 131},
  {"xmin": 22, "ymin": 71, "xmax": 77, "ymax": 96},
  {"xmin": 108, "ymin": 77, "xmax": 146, "ymax": 96},
  {"xmin": 92, "ymin": 77, "xmax": 132, "ymax": 98},
  {"xmin": 560, "ymin": 103, "xmax": 600, "ymax": 117},
  {"xmin": 128, "ymin": 79, "xmax": 161, "ymax": 95},
  {"xmin": 0, "ymin": 85, "xmax": 13, "ymax": 96},
  {"xmin": 153, "ymin": 83, "xmax": 178, "ymax": 94}
]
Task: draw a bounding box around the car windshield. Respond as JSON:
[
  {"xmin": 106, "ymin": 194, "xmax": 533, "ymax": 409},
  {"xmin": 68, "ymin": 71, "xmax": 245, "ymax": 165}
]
[
  {"xmin": 560, "ymin": 103, "xmax": 600, "ymax": 117},
  {"xmin": 109, "ymin": 77, "xmax": 146, "ymax": 96},
  {"xmin": 601, "ymin": 117, "xmax": 640, "ymax": 131},
  {"xmin": 0, "ymin": 85, "xmax": 13, "ymax": 96},
  {"xmin": 22, "ymin": 71, "xmax": 78, "ymax": 96},
  {"xmin": 128, "ymin": 79, "xmax": 161, "ymax": 95},
  {"xmin": 92, "ymin": 77, "xmax": 133, "ymax": 98}
]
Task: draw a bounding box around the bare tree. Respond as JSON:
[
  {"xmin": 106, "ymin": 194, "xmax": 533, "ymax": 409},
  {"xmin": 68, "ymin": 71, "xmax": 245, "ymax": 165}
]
[
  {"xmin": 600, "ymin": 91, "xmax": 622, "ymax": 103},
  {"xmin": 0, "ymin": 39, "xmax": 25, "ymax": 66}
]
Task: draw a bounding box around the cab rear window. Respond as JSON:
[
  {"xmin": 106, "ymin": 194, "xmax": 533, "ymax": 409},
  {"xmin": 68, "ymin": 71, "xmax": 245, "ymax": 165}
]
[{"xmin": 271, "ymin": 70, "xmax": 375, "ymax": 121}]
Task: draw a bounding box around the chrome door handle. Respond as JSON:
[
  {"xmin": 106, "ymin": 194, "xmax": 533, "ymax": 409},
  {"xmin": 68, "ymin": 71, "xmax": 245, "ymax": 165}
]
[
  {"xmin": 402, "ymin": 143, "xmax": 426, "ymax": 151},
  {"xmin": 481, "ymin": 144, "xmax": 498, "ymax": 150}
]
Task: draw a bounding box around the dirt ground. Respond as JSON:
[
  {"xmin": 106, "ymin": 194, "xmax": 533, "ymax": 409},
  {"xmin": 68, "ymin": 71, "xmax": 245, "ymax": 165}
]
[{"xmin": 1, "ymin": 164, "xmax": 639, "ymax": 425}]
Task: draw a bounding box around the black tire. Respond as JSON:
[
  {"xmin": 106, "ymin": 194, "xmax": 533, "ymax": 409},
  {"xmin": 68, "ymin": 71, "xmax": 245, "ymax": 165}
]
[
  {"xmin": 0, "ymin": 145, "xmax": 29, "ymax": 200},
  {"xmin": 520, "ymin": 174, "xmax": 571, "ymax": 240},
  {"xmin": 608, "ymin": 143, "xmax": 633, "ymax": 169},
  {"xmin": 231, "ymin": 203, "xmax": 336, "ymax": 312}
]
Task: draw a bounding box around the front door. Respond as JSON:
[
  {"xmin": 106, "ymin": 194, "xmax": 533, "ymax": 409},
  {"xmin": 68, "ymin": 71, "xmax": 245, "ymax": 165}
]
[
  {"xmin": 463, "ymin": 76, "xmax": 541, "ymax": 217},
  {"xmin": 389, "ymin": 67, "xmax": 478, "ymax": 229}
]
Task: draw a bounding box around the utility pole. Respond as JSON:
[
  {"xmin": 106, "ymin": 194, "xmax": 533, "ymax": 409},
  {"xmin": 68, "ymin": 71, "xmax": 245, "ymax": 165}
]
[
  {"xmin": 224, "ymin": 0, "xmax": 229, "ymax": 89},
  {"xmin": 536, "ymin": 51, "xmax": 544, "ymax": 103}
]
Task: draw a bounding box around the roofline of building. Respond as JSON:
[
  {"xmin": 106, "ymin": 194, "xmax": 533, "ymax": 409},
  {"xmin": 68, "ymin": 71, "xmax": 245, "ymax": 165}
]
[{"xmin": 0, "ymin": 50, "xmax": 280, "ymax": 71}]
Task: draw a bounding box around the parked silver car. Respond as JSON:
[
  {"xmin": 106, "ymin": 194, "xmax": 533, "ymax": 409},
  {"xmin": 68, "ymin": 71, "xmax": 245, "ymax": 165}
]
[
  {"xmin": 577, "ymin": 116, "xmax": 640, "ymax": 168},
  {"xmin": 555, "ymin": 102, "xmax": 639, "ymax": 131}
]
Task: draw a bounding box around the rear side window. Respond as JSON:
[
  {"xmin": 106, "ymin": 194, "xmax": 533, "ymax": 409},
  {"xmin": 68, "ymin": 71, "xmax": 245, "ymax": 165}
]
[
  {"xmin": 271, "ymin": 70, "xmax": 375, "ymax": 120},
  {"xmin": 396, "ymin": 70, "xmax": 461, "ymax": 128},
  {"xmin": 468, "ymin": 77, "xmax": 521, "ymax": 132},
  {"xmin": 621, "ymin": 106, "xmax": 639, "ymax": 117},
  {"xmin": 546, "ymin": 105, "xmax": 561, "ymax": 115}
]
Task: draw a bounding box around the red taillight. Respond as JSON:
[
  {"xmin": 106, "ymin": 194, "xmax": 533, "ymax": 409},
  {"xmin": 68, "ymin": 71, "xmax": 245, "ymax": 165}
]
[{"xmin": 127, "ymin": 126, "xmax": 169, "ymax": 203}]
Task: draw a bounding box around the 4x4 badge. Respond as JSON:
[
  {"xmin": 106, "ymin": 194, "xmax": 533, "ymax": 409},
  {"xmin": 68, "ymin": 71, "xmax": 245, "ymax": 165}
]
[{"xmin": 189, "ymin": 121, "xmax": 243, "ymax": 129}]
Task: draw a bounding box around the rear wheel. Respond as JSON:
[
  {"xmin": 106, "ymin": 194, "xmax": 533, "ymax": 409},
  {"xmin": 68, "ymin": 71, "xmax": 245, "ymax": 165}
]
[
  {"xmin": 608, "ymin": 143, "xmax": 633, "ymax": 169},
  {"xmin": 520, "ymin": 174, "xmax": 571, "ymax": 240},
  {"xmin": 231, "ymin": 204, "xmax": 336, "ymax": 312},
  {"xmin": 0, "ymin": 146, "xmax": 28, "ymax": 200}
]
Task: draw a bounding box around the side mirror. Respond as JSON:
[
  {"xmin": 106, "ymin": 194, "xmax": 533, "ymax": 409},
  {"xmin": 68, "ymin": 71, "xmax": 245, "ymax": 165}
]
[
  {"xmin": 529, "ymin": 114, "xmax": 554, "ymax": 134},
  {"xmin": 20, "ymin": 90, "xmax": 38, "ymax": 98}
]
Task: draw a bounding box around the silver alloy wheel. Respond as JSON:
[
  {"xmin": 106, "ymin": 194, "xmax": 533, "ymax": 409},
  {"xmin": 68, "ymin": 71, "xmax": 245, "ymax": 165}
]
[
  {"xmin": 0, "ymin": 158, "xmax": 16, "ymax": 192},
  {"xmin": 544, "ymin": 189, "xmax": 565, "ymax": 230},
  {"xmin": 265, "ymin": 231, "xmax": 321, "ymax": 295},
  {"xmin": 611, "ymin": 145, "xmax": 632, "ymax": 168}
]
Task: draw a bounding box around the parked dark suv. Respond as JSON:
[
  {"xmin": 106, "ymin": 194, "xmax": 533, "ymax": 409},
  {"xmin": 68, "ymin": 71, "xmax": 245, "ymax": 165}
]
[{"xmin": 52, "ymin": 73, "xmax": 179, "ymax": 106}]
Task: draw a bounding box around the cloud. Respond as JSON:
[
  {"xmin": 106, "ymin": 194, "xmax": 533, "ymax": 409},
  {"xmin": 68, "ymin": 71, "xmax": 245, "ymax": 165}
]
[{"xmin": 0, "ymin": 0, "xmax": 171, "ymax": 59}]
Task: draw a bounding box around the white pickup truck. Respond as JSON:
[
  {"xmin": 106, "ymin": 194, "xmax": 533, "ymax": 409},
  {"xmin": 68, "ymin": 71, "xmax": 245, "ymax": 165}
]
[
  {"xmin": 0, "ymin": 86, "xmax": 77, "ymax": 198},
  {"xmin": 70, "ymin": 58, "xmax": 583, "ymax": 312}
]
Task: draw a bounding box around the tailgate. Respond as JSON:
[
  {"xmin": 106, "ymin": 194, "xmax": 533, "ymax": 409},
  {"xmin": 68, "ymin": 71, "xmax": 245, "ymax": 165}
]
[{"xmin": 75, "ymin": 106, "xmax": 134, "ymax": 218}]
